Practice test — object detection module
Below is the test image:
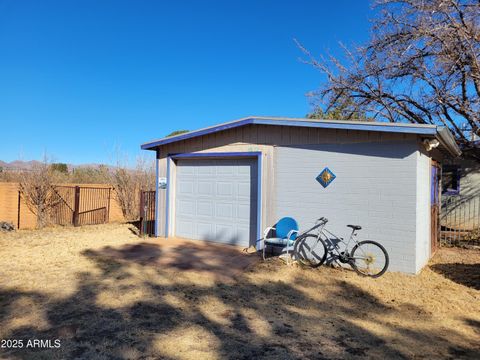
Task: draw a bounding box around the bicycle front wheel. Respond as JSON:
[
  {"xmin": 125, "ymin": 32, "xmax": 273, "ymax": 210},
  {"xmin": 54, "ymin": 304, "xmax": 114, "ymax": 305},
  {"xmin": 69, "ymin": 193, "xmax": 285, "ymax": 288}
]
[
  {"xmin": 293, "ymin": 235, "xmax": 327, "ymax": 268},
  {"xmin": 350, "ymin": 240, "xmax": 389, "ymax": 278}
]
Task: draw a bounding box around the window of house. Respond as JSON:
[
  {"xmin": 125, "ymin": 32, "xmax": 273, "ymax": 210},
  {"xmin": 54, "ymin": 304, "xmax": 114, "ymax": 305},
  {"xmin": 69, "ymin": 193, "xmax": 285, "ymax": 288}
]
[{"xmin": 442, "ymin": 165, "xmax": 460, "ymax": 195}]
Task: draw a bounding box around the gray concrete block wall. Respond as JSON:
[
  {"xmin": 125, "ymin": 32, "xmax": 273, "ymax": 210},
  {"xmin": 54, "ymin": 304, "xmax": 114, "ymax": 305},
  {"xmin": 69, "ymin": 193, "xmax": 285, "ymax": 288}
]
[
  {"xmin": 274, "ymin": 141, "xmax": 420, "ymax": 273},
  {"xmin": 415, "ymin": 149, "xmax": 432, "ymax": 272}
]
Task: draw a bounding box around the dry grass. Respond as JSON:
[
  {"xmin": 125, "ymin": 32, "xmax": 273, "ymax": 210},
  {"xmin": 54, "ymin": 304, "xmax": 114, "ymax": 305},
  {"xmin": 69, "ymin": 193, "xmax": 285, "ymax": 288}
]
[{"xmin": 0, "ymin": 224, "xmax": 479, "ymax": 359}]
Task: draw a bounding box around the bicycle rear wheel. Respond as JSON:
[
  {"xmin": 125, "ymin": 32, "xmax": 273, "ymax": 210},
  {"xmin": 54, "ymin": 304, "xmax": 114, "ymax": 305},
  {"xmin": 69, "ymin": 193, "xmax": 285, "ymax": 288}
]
[
  {"xmin": 293, "ymin": 235, "xmax": 327, "ymax": 268},
  {"xmin": 350, "ymin": 240, "xmax": 389, "ymax": 278}
]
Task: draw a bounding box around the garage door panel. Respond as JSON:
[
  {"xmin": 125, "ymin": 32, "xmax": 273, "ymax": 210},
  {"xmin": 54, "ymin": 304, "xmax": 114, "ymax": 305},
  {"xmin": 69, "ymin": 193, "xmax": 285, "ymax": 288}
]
[
  {"xmin": 177, "ymin": 200, "xmax": 195, "ymax": 216},
  {"xmin": 217, "ymin": 169, "xmax": 235, "ymax": 177},
  {"xmin": 197, "ymin": 165, "xmax": 214, "ymax": 175},
  {"xmin": 175, "ymin": 158, "xmax": 257, "ymax": 247},
  {"xmin": 216, "ymin": 182, "xmax": 234, "ymax": 196},
  {"xmin": 237, "ymin": 183, "xmax": 251, "ymax": 198},
  {"xmin": 176, "ymin": 220, "xmax": 195, "ymax": 238},
  {"xmin": 237, "ymin": 203, "xmax": 250, "ymax": 221},
  {"xmin": 197, "ymin": 201, "xmax": 214, "ymax": 216},
  {"xmin": 237, "ymin": 226, "xmax": 250, "ymax": 244},
  {"xmin": 216, "ymin": 202, "xmax": 234, "ymax": 219},
  {"xmin": 177, "ymin": 165, "xmax": 195, "ymax": 175},
  {"xmin": 215, "ymin": 224, "xmax": 236, "ymax": 243},
  {"xmin": 177, "ymin": 181, "xmax": 194, "ymax": 195},
  {"xmin": 237, "ymin": 165, "xmax": 250, "ymax": 175},
  {"xmin": 198, "ymin": 181, "xmax": 213, "ymax": 195},
  {"xmin": 197, "ymin": 222, "xmax": 214, "ymax": 239}
]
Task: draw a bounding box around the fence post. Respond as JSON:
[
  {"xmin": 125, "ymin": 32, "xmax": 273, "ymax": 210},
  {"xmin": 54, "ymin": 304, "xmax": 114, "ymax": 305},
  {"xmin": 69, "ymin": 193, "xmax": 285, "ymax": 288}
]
[
  {"xmin": 17, "ymin": 191, "xmax": 21, "ymax": 229},
  {"xmin": 73, "ymin": 186, "xmax": 80, "ymax": 226},
  {"xmin": 139, "ymin": 190, "xmax": 144, "ymax": 235},
  {"xmin": 106, "ymin": 188, "xmax": 111, "ymax": 223}
]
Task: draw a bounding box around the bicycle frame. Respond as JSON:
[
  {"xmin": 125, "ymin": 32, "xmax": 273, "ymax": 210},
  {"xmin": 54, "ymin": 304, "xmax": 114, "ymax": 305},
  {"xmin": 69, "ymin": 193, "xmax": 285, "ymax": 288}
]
[
  {"xmin": 298, "ymin": 218, "xmax": 360, "ymax": 257},
  {"xmin": 319, "ymin": 227, "xmax": 360, "ymax": 255}
]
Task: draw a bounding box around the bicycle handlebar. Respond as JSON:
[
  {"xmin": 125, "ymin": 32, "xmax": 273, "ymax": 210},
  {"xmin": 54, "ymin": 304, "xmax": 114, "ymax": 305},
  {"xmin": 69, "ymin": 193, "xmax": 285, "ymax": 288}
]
[{"xmin": 297, "ymin": 217, "xmax": 328, "ymax": 237}]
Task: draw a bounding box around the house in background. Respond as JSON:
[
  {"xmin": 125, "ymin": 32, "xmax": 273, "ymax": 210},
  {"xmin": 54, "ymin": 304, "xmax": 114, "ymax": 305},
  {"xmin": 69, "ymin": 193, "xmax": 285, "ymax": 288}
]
[
  {"xmin": 439, "ymin": 144, "xmax": 480, "ymax": 244},
  {"xmin": 141, "ymin": 116, "xmax": 461, "ymax": 274}
]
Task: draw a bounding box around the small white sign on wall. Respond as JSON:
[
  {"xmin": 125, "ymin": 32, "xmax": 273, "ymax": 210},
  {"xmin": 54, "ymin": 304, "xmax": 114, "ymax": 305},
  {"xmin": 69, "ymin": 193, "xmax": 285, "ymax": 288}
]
[{"xmin": 158, "ymin": 177, "xmax": 167, "ymax": 189}]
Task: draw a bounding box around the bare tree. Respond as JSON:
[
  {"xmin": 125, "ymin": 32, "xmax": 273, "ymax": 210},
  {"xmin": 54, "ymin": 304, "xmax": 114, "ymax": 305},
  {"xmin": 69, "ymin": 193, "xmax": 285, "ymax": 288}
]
[
  {"xmin": 299, "ymin": 0, "xmax": 480, "ymax": 147},
  {"xmin": 166, "ymin": 130, "xmax": 189, "ymax": 137},
  {"xmin": 18, "ymin": 158, "xmax": 63, "ymax": 229},
  {"xmin": 70, "ymin": 165, "xmax": 110, "ymax": 184},
  {"xmin": 110, "ymin": 156, "xmax": 155, "ymax": 221}
]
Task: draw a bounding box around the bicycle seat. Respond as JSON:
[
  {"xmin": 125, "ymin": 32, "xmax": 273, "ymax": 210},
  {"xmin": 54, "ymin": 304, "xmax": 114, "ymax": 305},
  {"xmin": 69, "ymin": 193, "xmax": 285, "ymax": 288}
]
[{"xmin": 347, "ymin": 224, "xmax": 362, "ymax": 230}]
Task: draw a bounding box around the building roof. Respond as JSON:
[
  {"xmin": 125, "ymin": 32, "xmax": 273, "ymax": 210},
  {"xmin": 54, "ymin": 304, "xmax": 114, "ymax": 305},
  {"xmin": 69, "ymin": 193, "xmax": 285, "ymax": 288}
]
[{"xmin": 141, "ymin": 116, "xmax": 461, "ymax": 157}]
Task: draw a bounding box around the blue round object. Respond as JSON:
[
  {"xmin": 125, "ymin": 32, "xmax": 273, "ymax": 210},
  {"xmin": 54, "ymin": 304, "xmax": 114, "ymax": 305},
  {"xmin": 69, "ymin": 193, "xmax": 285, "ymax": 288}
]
[{"xmin": 275, "ymin": 217, "xmax": 299, "ymax": 240}]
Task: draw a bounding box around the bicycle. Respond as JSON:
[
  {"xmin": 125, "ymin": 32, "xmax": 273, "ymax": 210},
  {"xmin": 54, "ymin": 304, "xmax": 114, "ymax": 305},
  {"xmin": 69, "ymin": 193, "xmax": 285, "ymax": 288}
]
[{"xmin": 292, "ymin": 217, "xmax": 389, "ymax": 278}]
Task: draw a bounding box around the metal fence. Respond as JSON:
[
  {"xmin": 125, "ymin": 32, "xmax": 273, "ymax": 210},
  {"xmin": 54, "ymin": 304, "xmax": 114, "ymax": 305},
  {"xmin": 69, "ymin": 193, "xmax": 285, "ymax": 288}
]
[
  {"xmin": 139, "ymin": 190, "xmax": 155, "ymax": 236},
  {"xmin": 441, "ymin": 195, "xmax": 480, "ymax": 246},
  {"xmin": 76, "ymin": 186, "xmax": 111, "ymax": 226}
]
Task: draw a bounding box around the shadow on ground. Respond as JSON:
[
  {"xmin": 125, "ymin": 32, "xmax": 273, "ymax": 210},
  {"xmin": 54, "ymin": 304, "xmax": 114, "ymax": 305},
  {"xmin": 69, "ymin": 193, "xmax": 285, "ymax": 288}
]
[
  {"xmin": 85, "ymin": 239, "xmax": 258, "ymax": 282},
  {"xmin": 1, "ymin": 244, "xmax": 479, "ymax": 359},
  {"xmin": 430, "ymin": 263, "xmax": 480, "ymax": 290}
]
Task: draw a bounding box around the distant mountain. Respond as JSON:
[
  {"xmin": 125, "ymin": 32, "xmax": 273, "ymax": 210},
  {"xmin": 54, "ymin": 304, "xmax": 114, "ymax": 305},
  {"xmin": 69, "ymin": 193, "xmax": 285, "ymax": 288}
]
[
  {"xmin": 0, "ymin": 160, "xmax": 42, "ymax": 170},
  {"xmin": 0, "ymin": 160, "xmax": 113, "ymax": 171}
]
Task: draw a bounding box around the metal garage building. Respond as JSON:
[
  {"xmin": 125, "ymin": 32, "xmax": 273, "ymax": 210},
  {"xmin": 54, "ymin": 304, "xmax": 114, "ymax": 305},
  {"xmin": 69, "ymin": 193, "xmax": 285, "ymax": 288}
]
[{"xmin": 141, "ymin": 116, "xmax": 461, "ymax": 274}]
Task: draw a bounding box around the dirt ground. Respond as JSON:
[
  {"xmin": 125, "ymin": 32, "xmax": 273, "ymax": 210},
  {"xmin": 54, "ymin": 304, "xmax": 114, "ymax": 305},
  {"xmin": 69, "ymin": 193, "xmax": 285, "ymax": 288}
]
[{"xmin": 0, "ymin": 223, "xmax": 479, "ymax": 359}]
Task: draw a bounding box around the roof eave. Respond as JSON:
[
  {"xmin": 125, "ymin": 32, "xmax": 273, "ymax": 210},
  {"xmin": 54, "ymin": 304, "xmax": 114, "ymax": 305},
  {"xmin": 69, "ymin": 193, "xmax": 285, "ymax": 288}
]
[
  {"xmin": 140, "ymin": 118, "xmax": 254, "ymax": 150},
  {"xmin": 140, "ymin": 117, "xmax": 440, "ymax": 150},
  {"xmin": 435, "ymin": 126, "xmax": 462, "ymax": 157}
]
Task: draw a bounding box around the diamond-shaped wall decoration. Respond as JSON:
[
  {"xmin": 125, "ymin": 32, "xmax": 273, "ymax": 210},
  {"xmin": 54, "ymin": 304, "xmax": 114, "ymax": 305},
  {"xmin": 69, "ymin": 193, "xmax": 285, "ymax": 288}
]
[{"xmin": 316, "ymin": 167, "xmax": 336, "ymax": 188}]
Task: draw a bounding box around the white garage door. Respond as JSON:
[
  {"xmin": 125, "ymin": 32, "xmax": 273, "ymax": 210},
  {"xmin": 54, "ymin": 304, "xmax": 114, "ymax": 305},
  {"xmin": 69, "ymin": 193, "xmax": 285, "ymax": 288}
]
[{"xmin": 174, "ymin": 158, "xmax": 258, "ymax": 247}]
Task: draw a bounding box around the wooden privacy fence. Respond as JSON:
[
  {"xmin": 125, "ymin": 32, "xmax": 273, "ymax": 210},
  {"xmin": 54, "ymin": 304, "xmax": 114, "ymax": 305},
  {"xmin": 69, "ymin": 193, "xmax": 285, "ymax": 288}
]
[
  {"xmin": 50, "ymin": 186, "xmax": 76, "ymax": 226},
  {"xmin": 18, "ymin": 185, "xmax": 112, "ymax": 228},
  {"xmin": 139, "ymin": 190, "xmax": 156, "ymax": 236},
  {"xmin": 0, "ymin": 182, "xmax": 125, "ymax": 229},
  {"xmin": 441, "ymin": 195, "xmax": 480, "ymax": 246}
]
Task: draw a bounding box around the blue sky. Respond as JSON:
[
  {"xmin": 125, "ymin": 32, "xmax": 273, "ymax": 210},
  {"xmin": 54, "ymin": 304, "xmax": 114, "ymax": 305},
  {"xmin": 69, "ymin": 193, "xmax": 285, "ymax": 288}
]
[{"xmin": 0, "ymin": 0, "xmax": 371, "ymax": 165}]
